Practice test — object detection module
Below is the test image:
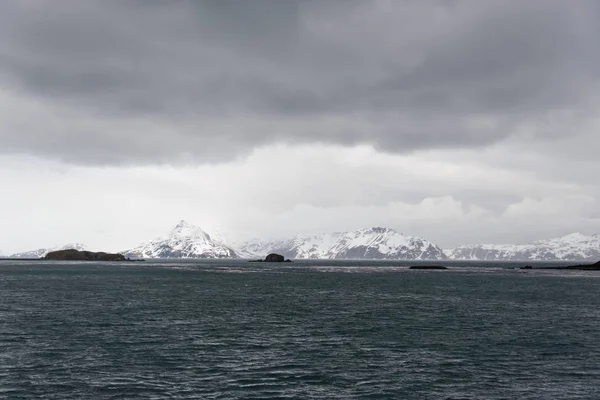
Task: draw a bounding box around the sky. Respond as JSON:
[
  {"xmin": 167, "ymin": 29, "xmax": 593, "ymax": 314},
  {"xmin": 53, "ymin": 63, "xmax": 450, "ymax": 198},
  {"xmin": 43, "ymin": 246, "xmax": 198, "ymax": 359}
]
[{"xmin": 1, "ymin": 0, "xmax": 599, "ymax": 254}]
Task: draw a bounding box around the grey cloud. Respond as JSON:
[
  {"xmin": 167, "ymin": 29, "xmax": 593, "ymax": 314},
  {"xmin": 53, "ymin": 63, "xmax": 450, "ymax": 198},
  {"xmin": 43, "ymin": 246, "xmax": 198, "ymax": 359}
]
[{"xmin": 1, "ymin": 0, "xmax": 599, "ymax": 164}]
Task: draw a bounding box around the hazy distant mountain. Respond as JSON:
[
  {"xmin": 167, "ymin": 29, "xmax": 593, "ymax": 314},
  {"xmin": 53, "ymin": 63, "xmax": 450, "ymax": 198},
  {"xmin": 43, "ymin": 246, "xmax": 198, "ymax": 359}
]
[
  {"xmin": 124, "ymin": 220, "xmax": 237, "ymax": 259},
  {"xmin": 10, "ymin": 243, "xmax": 88, "ymax": 259},
  {"xmin": 445, "ymin": 233, "xmax": 600, "ymax": 261},
  {"xmin": 237, "ymin": 227, "xmax": 447, "ymax": 260}
]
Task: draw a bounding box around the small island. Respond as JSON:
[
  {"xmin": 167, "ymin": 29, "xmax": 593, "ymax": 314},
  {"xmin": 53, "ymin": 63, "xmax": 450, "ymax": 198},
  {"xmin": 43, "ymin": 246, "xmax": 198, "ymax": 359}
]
[
  {"xmin": 249, "ymin": 253, "xmax": 293, "ymax": 263},
  {"xmin": 409, "ymin": 265, "xmax": 448, "ymax": 270},
  {"xmin": 44, "ymin": 249, "xmax": 128, "ymax": 261}
]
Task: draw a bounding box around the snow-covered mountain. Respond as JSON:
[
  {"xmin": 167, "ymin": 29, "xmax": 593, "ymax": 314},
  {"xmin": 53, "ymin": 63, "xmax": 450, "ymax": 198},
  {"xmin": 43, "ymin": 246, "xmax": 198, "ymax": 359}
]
[
  {"xmin": 445, "ymin": 233, "xmax": 600, "ymax": 261},
  {"xmin": 124, "ymin": 220, "xmax": 237, "ymax": 259},
  {"xmin": 234, "ymin": 239, "xmax": 275, "ymax": 259},
  {"xmin": 10, "ymin": 243, "xmax": 88, "ymax": 259},
  {"xmin": 237, "ymin": 227, "xmax": 447, "ymax": 260}
]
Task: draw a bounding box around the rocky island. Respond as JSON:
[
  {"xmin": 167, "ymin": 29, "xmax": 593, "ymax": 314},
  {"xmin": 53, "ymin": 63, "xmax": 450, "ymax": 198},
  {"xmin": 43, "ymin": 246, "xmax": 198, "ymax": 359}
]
[
  {"xmin": 409, "ymin": 265, "xmax": 448, "ymax": 270},
  {"xmin": 249, "ymin": 253, "xmax": 292, "ymax": 263},
  {"xmin": 43, "ymin": 249, "xmax": 128, "ymax": 261}
]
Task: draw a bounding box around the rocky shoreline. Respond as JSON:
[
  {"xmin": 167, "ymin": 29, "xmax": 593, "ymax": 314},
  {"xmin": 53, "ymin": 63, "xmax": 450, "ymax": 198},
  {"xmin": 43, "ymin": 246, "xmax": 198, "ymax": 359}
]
[{"xmin": 521, "ymin": 260, "xmax": 600, "ymax": 271}]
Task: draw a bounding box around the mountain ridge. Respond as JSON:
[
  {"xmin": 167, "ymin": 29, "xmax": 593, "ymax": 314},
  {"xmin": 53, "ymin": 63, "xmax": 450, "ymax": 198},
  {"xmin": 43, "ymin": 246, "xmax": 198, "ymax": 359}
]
[
  {"xmin": 236, "ymin": 227, "xmax": 448, "ymax": 260},
  {"xmin": 7, "ymin": 223, "xmax": 599, "ymax": 261},
  {"xmin": 445, "ymin": 232, "xmax": 600, "ymax": 261}
]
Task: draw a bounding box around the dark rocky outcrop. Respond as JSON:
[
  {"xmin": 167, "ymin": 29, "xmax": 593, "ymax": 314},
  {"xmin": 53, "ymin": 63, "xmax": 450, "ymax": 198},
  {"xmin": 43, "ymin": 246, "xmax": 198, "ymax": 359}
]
[
  {"xmin": 409, "ymin": 265, "xmax": 448, "ymax": 270},
  {"xmin": 44, "ymin": 249, "xmax": 127, "ymax": 261},
  {"xmin": 265, "ymin": 253, "xmax": 285, "ymax": 262},
  {"xmin": 248, "ymin": 253, "xmax": 292, "ymax": 263},
  {"xmin": 532, "ymin": 260, "xmax": 600, "ymax": 270}
]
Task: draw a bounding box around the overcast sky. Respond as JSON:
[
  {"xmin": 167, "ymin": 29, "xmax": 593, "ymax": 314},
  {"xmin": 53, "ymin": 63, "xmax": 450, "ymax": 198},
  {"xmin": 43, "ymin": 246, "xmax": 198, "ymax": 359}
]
[{"xmin": 1, "ymin": 0, "xmax": 599, "ymax": 254}]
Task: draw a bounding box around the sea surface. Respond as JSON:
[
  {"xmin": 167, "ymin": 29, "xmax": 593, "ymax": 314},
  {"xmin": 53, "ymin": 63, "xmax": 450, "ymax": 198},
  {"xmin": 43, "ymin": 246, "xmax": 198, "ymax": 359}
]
[{"xmin": 1, "ymin": 259, "xmax": 600, "ymax": 399}]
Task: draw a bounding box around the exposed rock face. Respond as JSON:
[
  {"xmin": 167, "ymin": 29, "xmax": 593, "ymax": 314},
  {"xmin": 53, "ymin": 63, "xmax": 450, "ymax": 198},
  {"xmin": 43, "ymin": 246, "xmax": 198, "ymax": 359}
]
[
  {"xmin": 44, "ymin": 249, "xmax": 126, "ymax": 261},
  {"xmin": 237, "ymin": 227, "xmax": 447, "ymax": 260}
]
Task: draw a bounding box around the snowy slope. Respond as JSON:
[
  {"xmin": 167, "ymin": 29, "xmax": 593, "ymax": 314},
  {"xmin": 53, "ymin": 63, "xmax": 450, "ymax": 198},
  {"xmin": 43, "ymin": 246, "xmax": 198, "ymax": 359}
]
[
  {"xmin": 10, "ymin": 243, "xmax": 88, "ymax": 258},
  {"xmin": 124, "ymin": 220, "xmax": 237, "ymax": 259},
  {"xmin": 237, "ymin": 233, "xmax": 347, "ymax": 259},
  {"xmin": 237, "ymin": 227, "xmax": 447, "ymax": 260},
  {"xmin": 234, "ymin": 239, "xmax": 279, "ymax": 259},
  {"xmin": 445, "ymin": 233, "xmax": 600, "ymax": 261}
]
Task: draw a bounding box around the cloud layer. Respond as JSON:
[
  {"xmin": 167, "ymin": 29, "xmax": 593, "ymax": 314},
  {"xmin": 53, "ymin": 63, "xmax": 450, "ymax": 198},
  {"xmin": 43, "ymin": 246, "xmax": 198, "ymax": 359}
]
[{"xmin": 1, "ymin": 1, "xmax": 599, "ymax": 163}]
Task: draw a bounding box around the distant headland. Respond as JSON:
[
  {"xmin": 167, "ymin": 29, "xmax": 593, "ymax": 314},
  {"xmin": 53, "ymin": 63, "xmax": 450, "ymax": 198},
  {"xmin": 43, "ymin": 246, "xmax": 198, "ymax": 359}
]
[
  {"xmin": 0, "ymin": 249, "xmax": 138, "ymax": 262},
  {"xmin": 521, "ymin": 260, "xmax": 600, "ymax": 271},
  {"xmin": 44, "ymin": 249, "xmax": 129, "ymax": 261}
]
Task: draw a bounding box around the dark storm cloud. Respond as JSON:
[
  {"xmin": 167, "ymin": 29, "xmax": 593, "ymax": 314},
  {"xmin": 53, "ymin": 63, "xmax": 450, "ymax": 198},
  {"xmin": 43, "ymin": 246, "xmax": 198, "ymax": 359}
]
[{"xmin": 0, "ymin": 0, "xmax": 599, "ymax": 163}]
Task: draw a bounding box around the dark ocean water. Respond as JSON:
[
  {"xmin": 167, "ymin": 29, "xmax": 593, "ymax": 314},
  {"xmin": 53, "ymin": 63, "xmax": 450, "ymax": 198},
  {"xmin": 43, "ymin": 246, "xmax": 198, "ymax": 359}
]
[{"xmin": 1, "ymin": 259, "xmax": 600, "ymax": 399}]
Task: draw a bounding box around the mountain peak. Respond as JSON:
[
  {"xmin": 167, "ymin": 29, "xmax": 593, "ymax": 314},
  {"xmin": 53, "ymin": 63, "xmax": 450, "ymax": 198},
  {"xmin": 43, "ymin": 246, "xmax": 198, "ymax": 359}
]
[
  {"xmin": 557, "ymin": 232, "xmax": 589, "ymax": 241},
  {"xmin": 369, "ymin": 227, "xmax": 390, "ymax": 232},
  {"xmin": 366, "ymin": 227, "xmax": 401, "ymax": 235},
  {"xmin": 174, "ymin": 220, "xmax": 192, "ymax": 230},
  {"xmin": 170, "ymin": 220, "xmax": 209, "ymax": 239},
  {"xmin": 124, "ymin": 221, "xmax": 237, "ymax": 259},
  {"xmin": 61, "ymin": 243, "xmax": 87, "ymax": 250}
]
